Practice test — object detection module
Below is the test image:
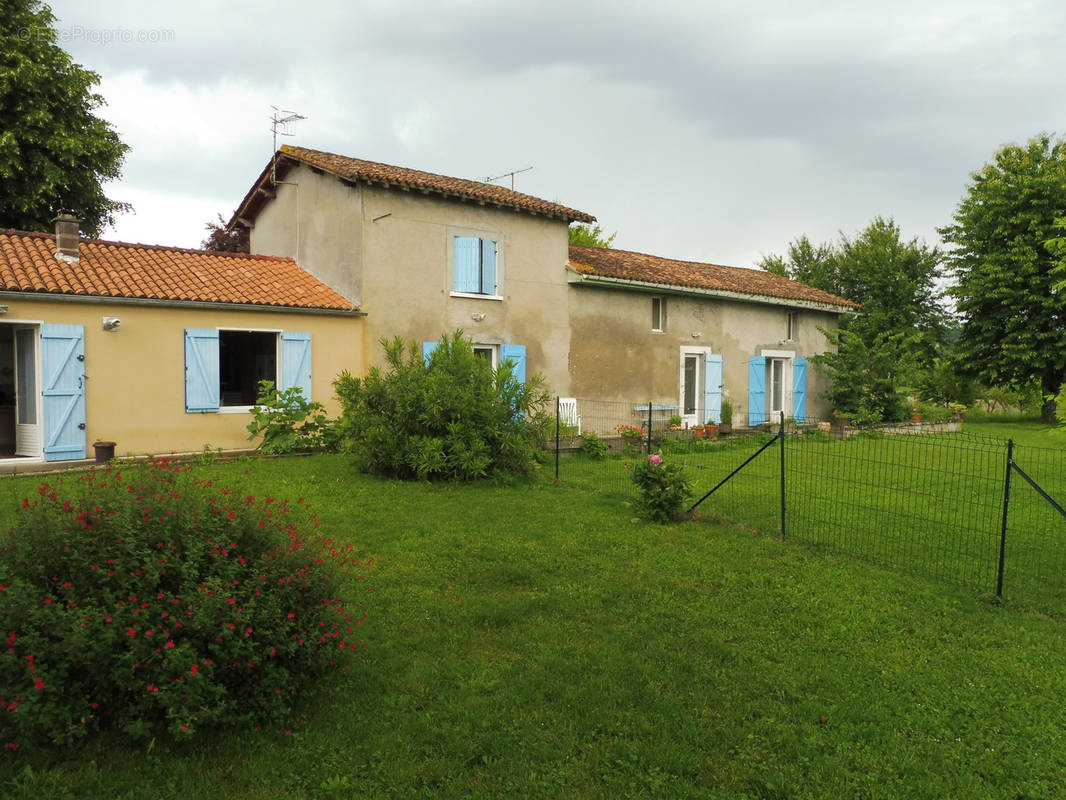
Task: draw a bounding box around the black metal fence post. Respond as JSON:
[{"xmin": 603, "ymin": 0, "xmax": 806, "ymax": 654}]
[
  {"xmin": 780, "ymin": 410, "xmax": 786, "ymax": 540},
  {"xmin": 997, "ymin": 438, "xmax": 1014, "ymax": 598},
  {"xmin": 555, "ymin": 396, "xmax": 560, "ymax": 481},
  {"xmin": 647, "ymin": 401, "xmax": 653, "ymax": 456}
]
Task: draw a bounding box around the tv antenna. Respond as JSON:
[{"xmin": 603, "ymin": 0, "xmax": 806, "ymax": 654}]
[
  {"xmin": 485, "ymin": 166, "xmax": 533, "ymax": 191},
  {"xmin": 270, "ymin": 106, "xmax": 307, "ymax": 184}
]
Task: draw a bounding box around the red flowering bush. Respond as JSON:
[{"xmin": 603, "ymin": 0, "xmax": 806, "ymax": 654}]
[{"xmin": 0, "ymin": 459, "xmax": 368, "ymax": 752}]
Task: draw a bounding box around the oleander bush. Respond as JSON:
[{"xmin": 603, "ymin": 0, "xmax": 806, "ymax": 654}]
[
  {"xmin": 0, "ymin": 459, "xmax": 367, "ymax": 752},
  {"xmin": 333, "ymin": 331, "xmax": 549, "ymax": 480}
]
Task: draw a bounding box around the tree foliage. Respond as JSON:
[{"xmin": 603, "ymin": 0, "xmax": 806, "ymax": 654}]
[
  {"xmin": 761, "ymin": 217, "xmax": 947, "ymax": 420},
  {"xmin": 202, "ymin": 212, "xmax": 250, "ymax": 253},
  {"xmin": 941, "ymin": 134, "xmax": 1066, "ymax": 423},
  {"xmin": 0, "ymin": 0, "xmax": 130, "ymax": 236},
  {"xmin": 332, "ymin": 331, "xmax": 549, "ymax": 480},
  {"xmin": 568, "ymin": 223, "xmax": 616, "ymax": 248}
]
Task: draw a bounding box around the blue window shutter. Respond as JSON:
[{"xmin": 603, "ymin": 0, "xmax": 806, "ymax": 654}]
[
  {"xmin": 481, "ymin": 238, "xmax": 497, "ymax": 295},
  {"xmin": 500, "ymin": 344, "xmax": 526, "ymax": 383},
  {"xmin": 184, "ymin": 328, "xmax": 220, "ymax": 412},
  {"xmin": 748, "ymin": 356, "xmax": 766, "ymax": 426},
  {"xmin": 454, "ymin": 236, "xmax": 479, "ymax": 293},
  {"xmin": 792, "ymin": 357, "xmax": 807, "ymax": 423},
  {"xmin": 41, "ymin": 323, "xmax": 86, "ymax": 461},
  {"xmin": 281, "ymin": 331, "xmax": 312, "ymax": 400},
  {"xmin": 705, "ymin": 353, "xmax": 723, "ymax": 424},
  {"xmin": 423, "ymin": 341, "xmax": 440, "ymax": 366}
]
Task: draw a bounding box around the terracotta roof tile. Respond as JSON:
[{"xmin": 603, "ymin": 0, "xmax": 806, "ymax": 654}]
[
  {"xmin": 231, "ymin": 145, "xmax": 595, "ymax": 228},
  {"xmin": 0, "ymin": 230, "xmax": 357, "ymax": 311},
  {"xmin": 568, "ymin": 245, "xmax": 860, "ymax": 311}
]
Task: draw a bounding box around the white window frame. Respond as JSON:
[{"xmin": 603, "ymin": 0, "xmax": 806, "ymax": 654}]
[
  {"xmin": 449, "ymin": 227, "xmax": 504, "ymax": 301},
  {"xmin": 786, "ymin": 312, "xmax": 796, "ymax": 341},
  {"xmin": 760, "ymin": 348, "xmax": 795, "ymax": 421},
  {"xmin": 472, "ymin": 343, "xmax": 499, "ymax": 369},
  {"xmin": 679, "ymin": 345, "xmax": 712, "ymax": 428},
  {"xmin": 217, "ymin": 327, "xmax": 282, "ymax": 413},
  {"xmin": 652, "ymin": 296, "xmax": 665, "ymax": 332}
]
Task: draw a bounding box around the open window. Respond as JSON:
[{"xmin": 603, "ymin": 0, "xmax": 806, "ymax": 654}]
[{"xmin": 185, "ymin": 329, "xmax": 311, "ymax": 413}]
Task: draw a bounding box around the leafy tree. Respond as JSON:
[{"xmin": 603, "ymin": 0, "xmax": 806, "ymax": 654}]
[
  {"xmin": 761, "ymin": 218, "xmax": 947, "ymax": 421},
  {"xmin": 332, "ymin": 331, "xmax": 549, "ymax": 480},
  {"xmin": 202, "ymin": 212, "xmax": 250, "ymax": 253},
  {"xmin": 811, "ymin": 330, "xmax": 911, "ymax": 424},
  {"xmin": 0, "ymin": 1, "xmax": 129, "ymax": 236},
  {"xmin": 761, "ymin": 235, "xmax": 840, "ymax": 295},
  {"xmin": 569, "ymin": 223, "xmax": 616, "ymax": 248},
  {"xmin": 941, "ymin": 134, "xmax": 1066, "ymax": 423}
]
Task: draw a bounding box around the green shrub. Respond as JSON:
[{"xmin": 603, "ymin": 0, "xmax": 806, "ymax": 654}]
[
  {"xmin": 631, "ymin": 454, "xmax": 691, "ymax": 523},
  {"xmin": 246, "ymin": 381, "xmax": 335, "ymax": 454},
  {"xmin": 0, "ymin": 460, "xmax": 366, "ymax": 751},
  {"xmin": 579, "ymin": 433, "xmax": 608, "ymax": 460},
  {"xmin": 333, "ymin": 332, "xmax": 549, "ymax": 480}
]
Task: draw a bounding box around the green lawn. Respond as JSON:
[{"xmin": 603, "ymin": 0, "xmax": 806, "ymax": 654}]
[
  {"xmin": 559, "ymin": 421, "xmax": 1066, "ymax": 615},
  {"xmin": 2, "ymin": 451, "xmax": 1066, "ymax": 798}
]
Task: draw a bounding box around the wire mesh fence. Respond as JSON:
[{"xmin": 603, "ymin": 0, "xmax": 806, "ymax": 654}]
[{"xmin": 553, "ymin": 397, "xmax": 1066, "ymax": 614}]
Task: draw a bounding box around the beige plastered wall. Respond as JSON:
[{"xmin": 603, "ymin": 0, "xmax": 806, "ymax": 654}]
[
  {"xmin": 250, "ymin": 165, "xmax": 574, "ymax": 395},
  {"xmin": 567, "ymin": 284, "xmax": 843, "ymax": 420},
  {"xmin": 0, "ymin": 296, "xmax": 365, "ymax": 458}
]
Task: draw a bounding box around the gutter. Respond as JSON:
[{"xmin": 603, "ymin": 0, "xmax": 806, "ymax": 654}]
[
  {"xmin": 566, "ymin": 270, "xmax": 859, "ymax": 315},
  {"xmin": 0, "ymin": 291, "xmax": 366, "ymax": 317}
]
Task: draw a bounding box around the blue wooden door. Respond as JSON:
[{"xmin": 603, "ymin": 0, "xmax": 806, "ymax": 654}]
[{"xmin": 41, "ymin": 323, "xmax": 86, "ymax": 461}]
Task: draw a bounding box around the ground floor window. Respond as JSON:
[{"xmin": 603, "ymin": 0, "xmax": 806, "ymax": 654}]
[{"xmin": 185, "ymin": 328, "xmax": 312, "ymax": 413}]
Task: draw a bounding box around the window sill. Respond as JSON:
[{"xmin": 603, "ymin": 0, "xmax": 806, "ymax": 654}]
[
  {"xmin": 219, "ymin": 406, "xmax": 254, "ymax": 414},
  {"xmin": 450, "ymin": 291, "xmax": 504, "ymax": 301}
]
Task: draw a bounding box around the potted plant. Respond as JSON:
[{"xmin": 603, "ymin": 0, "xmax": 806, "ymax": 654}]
[
  {"xmin": 704, "ymin": 419, "xmax": 718, "ymax": 437},
  {"xmin": 910, "ymin": 406, "xmax": 923, "ymax": 423},
  {"xmin": 692, "ymin": 424, "xmax": 705, "ymax": 439},
  {"xmin": 719, "ymin": 399, "xmax": 733, "ymax": 435}
]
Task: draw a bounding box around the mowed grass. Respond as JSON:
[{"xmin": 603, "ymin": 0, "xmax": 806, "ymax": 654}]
[
  {"xmin": 1, "ymin": 453, "xmax": 1066, "ymax": 797},
  {"xmin": 562, "ymin": 421, "xmax": 1066, "ymax": 615}
]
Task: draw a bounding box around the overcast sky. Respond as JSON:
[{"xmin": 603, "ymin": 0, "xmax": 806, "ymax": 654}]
[{"xmin": 48, "ymin": 0, "xmax": 1066, "ymax": 269}]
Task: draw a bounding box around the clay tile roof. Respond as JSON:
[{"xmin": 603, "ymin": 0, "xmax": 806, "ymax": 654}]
[
  {"xmin": 0, "ymin": 230, "xmax": 357, "ymax": 312},
  {"xmin": 567, "ymin": 244, "xmax": 860, "ymax": 311},
  {"xmin": 231, "ymin": 145, "xmax": 595, "ymax": 228}
]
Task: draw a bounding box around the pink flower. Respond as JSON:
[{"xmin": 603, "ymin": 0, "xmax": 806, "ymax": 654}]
[{"xmin": 648, "ymin": 454, "xmax": 663, "ymax": 466}]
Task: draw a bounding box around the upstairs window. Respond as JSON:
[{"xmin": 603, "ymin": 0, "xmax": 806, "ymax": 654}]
[
  {"xmin": 454, "ymin": 236, "xmax": 498, "ymax": 295},
  {"xmin": 786, "ymin": 311, "xmax": 796, "ymax": 341},
  {"xmin": 652, "ymin": 296, "xmax": 666, "ymax": 332}
]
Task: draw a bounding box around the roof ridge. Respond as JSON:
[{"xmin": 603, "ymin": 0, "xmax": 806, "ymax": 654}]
[
  {"xmin": 282, "ymin": 144, "xmax": 559, "ymax": 205},
  {"xmin": 569, "ymin": 243, "xmax": 747, "ymax": 272},
  {"xmin": 2, "ymin": 229, "xmax": 295, "ymax": 263}
]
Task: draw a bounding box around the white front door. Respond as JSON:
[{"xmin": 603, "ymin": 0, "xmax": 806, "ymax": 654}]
[{"xmin": 14, "ymin": 327, "xmax": 41, "ymax": 458}]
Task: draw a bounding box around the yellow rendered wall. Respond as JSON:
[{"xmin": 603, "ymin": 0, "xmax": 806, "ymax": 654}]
[{"xmin": 0, "ymin": 297, "xmax": 365, "ymax": 458}]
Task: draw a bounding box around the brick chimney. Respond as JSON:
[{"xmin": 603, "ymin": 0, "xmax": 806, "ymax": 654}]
[{"xmin": 54, "ymin": 213, "xmax": 80, "ymax": 262}]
